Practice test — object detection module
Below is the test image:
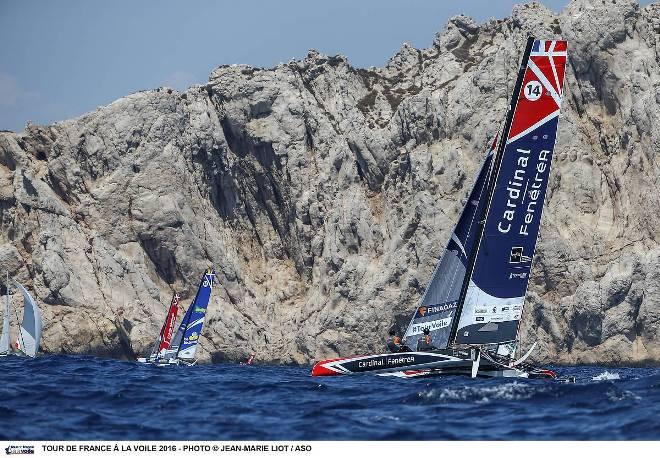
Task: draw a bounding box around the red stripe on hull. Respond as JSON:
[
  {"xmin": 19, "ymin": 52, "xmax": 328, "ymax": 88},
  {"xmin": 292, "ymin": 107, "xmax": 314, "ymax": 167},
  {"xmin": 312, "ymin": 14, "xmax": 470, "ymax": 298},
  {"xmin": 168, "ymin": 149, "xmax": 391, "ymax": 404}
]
[
  {"xmin": 311, "ymin": 361, "xmax": 342, "ymax": 376},
  {"xmin": 311, "ymin": 355, "xmax": 364, "ymax": 376}
]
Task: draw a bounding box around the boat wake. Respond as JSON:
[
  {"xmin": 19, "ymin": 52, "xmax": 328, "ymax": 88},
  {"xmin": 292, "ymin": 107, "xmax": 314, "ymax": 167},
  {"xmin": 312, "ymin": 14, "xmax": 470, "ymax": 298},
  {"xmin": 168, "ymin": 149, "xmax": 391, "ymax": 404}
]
[
  {"xmin": 592, "ymin": 371, "xmax": 620, "ymax": 381},
  {"xmin": 416, "ymin": 381, "xmax": 546, "ymax": 404}
]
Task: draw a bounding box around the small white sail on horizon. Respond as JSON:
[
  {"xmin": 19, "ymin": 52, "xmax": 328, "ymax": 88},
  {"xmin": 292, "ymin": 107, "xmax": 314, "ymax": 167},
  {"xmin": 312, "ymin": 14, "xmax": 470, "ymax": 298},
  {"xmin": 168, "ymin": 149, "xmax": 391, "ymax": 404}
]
[
  {"xmin": 13, "ymin": 280, "xmax": 43, "ymax": 358},
  {"xmin": 1, "ymin": 275, "xmax": 43, "ymax": 358},
  {"xmin": 0, "ymin": 290, "xmax": 10, "ymax": 355}
]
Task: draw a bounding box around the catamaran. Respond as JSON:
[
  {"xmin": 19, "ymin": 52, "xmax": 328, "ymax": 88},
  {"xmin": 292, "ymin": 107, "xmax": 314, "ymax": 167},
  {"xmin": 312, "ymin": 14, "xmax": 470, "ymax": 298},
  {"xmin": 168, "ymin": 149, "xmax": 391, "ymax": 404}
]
[
  {"xmin": 1, "ymin": 272, "xmax": 43, "ymax": 358},
  {"xmin": 312, "ymin": 37, "xmax": 568, "ymax": 379},
  {"xmin": 137, "ymin": 291, "xmax": 182, "ymax": 363},
  {"xmin": 137, "ymin": 268, "xmax": 215, "ymax": 366}
]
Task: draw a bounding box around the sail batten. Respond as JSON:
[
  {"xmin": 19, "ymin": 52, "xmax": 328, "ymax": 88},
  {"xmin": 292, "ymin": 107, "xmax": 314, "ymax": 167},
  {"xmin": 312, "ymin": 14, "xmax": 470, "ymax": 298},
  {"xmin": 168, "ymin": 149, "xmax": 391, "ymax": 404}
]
[{"xmin": 453, "ymin": 38, "xmax": 568, "ymax": 346}]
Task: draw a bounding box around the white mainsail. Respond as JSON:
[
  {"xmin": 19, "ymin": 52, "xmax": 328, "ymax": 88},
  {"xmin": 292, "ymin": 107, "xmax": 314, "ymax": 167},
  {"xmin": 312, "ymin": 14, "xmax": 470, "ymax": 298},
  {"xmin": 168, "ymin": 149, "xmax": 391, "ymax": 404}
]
[
  {"xmin": 0, "ymin": 292, "xmax": 9, "ymax": 354},
  {"xmin": 14, "ymin": 280, "xmax": 43, "ymax": 358}
]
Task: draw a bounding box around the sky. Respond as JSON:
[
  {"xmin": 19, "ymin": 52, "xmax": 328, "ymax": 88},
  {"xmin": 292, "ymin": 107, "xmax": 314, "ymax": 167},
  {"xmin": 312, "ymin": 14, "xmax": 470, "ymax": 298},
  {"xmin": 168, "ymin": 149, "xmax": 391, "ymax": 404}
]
[{"xmin": 0, "ymin": 0, "xmax": 641, "ymax": 132}]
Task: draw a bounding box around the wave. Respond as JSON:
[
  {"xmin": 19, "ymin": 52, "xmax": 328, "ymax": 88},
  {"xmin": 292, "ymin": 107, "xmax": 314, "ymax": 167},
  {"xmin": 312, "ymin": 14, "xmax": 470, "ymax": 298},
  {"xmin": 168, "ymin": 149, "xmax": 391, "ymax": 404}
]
[
  {"xmin": 417, "ymin": 381, "xmax": 546, "ymax": 404},
  {"xmin": 1, "ymin": 355, "xmax": 658, "ymax": 440}
]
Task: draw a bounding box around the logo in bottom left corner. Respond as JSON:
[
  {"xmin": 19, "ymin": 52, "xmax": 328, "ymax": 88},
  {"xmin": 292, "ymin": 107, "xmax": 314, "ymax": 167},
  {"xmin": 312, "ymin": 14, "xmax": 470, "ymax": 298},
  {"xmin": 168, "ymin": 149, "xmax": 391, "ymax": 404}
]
[{"xmin": 5, "ymin": 445, "xmax": 35, "ymax": 455}]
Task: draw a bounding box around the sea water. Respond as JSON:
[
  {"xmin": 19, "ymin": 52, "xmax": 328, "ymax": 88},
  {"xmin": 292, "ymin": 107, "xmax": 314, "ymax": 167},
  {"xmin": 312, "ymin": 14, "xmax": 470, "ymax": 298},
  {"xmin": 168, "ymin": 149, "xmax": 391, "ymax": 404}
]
[{"xmin": 0, "ymin": 354, "xmax": 658, "ymax": 440}]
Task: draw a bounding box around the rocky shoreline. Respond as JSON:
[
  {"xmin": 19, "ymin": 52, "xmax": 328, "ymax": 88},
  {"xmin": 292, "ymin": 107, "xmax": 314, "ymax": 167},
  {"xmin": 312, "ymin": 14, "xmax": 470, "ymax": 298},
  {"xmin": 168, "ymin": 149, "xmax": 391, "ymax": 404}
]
[{"xmin": 0, "ymin": 0, "xmax": 658, "ymax": 365}]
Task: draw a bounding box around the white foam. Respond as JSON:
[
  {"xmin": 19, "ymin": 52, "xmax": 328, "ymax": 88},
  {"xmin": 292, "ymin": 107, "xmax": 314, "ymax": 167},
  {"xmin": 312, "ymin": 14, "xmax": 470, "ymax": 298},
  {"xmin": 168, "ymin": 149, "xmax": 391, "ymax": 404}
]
[
  {"xmin": 592, "ymin": 371, "xmax": 620, "ymax": 381},
  {"xmin": 372, "ymin": 415, "xmax": 400, "ymax": 422},
  {"xmin": 419, "ymin": 381, "xmax": 542, "ymax": 404}
]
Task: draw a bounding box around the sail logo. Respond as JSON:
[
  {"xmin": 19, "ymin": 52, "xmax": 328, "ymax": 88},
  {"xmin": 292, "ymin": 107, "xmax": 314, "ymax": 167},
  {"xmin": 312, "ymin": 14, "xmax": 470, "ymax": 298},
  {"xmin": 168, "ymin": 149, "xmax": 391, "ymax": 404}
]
[
  {"xmin": 519, "ymin": 149, "xmax": 550, "ymax": 236},
  {"xmin": 509, "ymin": 247, "xmax": 531, "ymax": 264},
  {"xmin": 410, "ymin": 316, "xmax": 452, "ymax": 335},
  {"xmin": 417, "ymin": 302, "xmax": 457, "ymax": 318},
  {"xmin": 523, "ymin": 80, "xmax": 543, "ymax": 101},
  {"xmin": 185, "ymin": 332, "xmax": 199, "ymax": 343},
  {"xmin": 497, "ymin": 148, "xmax": 530, "ymax": 234},
  {"xmin": 194, "ymin": 307, "xmax": 206, "ymax": 314},
  {"xmin": 496, "ymin": 148, "xmax": 550, "ymax": 236}
]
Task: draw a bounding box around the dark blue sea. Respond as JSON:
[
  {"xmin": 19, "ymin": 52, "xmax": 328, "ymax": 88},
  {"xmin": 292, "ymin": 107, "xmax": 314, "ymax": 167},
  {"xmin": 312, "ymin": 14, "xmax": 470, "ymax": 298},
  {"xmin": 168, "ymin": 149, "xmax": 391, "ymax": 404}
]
[{"xmin": 0, "ymin": 355, "xmax": 658, "ymax": 440}]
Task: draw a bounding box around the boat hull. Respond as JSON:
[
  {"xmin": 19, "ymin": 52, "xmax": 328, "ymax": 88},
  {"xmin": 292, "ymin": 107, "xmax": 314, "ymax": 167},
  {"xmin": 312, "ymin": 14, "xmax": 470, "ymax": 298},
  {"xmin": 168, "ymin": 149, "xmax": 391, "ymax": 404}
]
[
  {"xmin": 311, "ymin": 351, "xmax": 468, "ymax": 376},
  {"xmin": 379, "ymin": 366, "xmax": 529, "ymax": 379},
  {"xmin": 136, "ymin": 357, "xmax": 196, "ymax": 367},
  {"xmin": 311, "ymin": 350, "xmax": 556, "ymax": 379}
]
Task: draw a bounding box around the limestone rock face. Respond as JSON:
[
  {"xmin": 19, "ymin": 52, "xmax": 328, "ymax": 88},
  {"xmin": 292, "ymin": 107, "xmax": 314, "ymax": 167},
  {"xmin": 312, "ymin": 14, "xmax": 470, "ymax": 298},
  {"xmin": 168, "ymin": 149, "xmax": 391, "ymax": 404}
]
[{"xmin": 0, "ymin": 0, "xmax": 658, "ymax": 365}]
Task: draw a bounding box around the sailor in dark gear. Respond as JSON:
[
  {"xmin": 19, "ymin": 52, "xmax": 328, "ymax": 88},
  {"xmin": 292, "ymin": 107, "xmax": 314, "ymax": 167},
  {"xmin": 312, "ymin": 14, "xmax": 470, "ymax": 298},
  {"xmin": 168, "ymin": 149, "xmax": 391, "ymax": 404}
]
[
  {"xmin": 417, "ymin": 328, "xmax": 436, "ymax": 351},
  {"xmin": 386, "ymin": 329, "xmax": 403, "ymax": 352},
  {"xmin": 387, "ymin": 329, "xmax": 412, "ymax": 353}
]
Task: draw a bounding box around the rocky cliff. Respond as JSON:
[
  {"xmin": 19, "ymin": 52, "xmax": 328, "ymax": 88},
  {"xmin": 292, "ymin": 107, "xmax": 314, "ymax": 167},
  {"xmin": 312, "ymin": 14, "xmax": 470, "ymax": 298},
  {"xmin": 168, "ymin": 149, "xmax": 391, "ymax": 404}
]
[{"xmin": 0, "ymin": 0, "xmax": 658, "ymax": 365}]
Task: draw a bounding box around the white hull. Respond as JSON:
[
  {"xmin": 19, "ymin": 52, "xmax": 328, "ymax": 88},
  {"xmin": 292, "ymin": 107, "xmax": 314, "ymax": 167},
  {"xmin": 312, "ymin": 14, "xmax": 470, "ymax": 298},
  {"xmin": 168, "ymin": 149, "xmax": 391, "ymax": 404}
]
[
  {"xmin": 137, "ymin": 357, "xmax": 196, "ymax": 367},
  {"xmin": 379, "ymin": 366, "xmax": 529, "ymax": 379},
  {"xmin": 0, "ymin": 351, "xmax": 34, "ymax": 359},
  {"xmin": 312, "ymin": 348, "xmax": 556, "ymax": 380}
]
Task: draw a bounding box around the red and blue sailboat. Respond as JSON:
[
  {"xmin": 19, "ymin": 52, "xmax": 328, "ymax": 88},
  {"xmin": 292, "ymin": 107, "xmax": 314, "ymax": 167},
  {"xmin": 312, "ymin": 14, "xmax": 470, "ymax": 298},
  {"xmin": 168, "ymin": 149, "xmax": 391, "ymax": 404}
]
[
  {"xmin": 312, "ymin": 38, "xmax": 568, "ymax": 379},
  {"xmin": 138, "ymin": 268, "xmax": 216, "ymax": 366}
]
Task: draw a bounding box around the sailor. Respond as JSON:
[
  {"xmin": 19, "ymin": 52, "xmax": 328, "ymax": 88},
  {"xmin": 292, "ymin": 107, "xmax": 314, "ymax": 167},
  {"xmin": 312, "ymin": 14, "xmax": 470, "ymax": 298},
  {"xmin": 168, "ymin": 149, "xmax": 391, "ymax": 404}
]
[
  {"xmin": 386, "ymin": 329, "xmax": 404, "ymax": 353},
  {"xmin": 241, "ymin": 353, "xmax": 255, "ymax": 365},
  {"xmin": 417, "ymin": 328, "xmax": 436, "ymax": 351}
]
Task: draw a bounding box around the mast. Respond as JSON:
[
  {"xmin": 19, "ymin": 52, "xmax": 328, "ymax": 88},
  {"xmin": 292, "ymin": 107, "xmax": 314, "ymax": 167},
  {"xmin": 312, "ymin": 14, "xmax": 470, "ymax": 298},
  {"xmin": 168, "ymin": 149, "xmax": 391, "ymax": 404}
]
[{"xmin": 448, "ymin": 37, "xmax": 536, "ymax": 347}]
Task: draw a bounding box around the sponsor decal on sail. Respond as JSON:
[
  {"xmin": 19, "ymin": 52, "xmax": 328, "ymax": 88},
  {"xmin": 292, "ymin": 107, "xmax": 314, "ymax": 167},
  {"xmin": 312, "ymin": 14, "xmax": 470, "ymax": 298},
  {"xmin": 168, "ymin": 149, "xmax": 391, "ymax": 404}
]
[
  {"xmin": 415, "ymin": 302, "xmax": 456, "ymax": 318},
  {"xmin": 409, "ymin": 315, "xmax": 453, "ymax": 335}
]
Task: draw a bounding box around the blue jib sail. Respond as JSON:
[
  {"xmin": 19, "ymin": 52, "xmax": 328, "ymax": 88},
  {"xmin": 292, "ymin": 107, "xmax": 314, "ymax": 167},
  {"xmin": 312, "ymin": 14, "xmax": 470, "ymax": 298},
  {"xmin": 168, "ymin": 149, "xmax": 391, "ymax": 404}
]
[
  {"xmin": 175, "ymin": 268, "xmax": 215, "ymax": 360},
  {"xmin": 454, "ymin": 39, "xmax": 568, "ymax": 345},
  {"xmin": 402, "ymin": 140, "xmax": 496, "ymax": 351}
]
